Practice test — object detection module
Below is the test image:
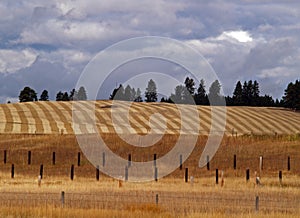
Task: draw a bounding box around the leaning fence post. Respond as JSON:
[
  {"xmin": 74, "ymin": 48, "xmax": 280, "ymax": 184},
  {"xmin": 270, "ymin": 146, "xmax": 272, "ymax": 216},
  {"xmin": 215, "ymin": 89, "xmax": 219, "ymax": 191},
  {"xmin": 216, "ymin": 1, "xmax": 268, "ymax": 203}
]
[
  {"xmin": 61, "ymin": 191, "xmax": 65, "ymax": 208},
  {"xmin": 70, "ymin": 164, "xmax": 74, "ymax": 180},
  {"xmin": 255, "ymin": 196, "xmax": 259, "ymax": 212},
  {"xmin": 28, "ymin": 151, "xmax": 31, "ymax": 165}
]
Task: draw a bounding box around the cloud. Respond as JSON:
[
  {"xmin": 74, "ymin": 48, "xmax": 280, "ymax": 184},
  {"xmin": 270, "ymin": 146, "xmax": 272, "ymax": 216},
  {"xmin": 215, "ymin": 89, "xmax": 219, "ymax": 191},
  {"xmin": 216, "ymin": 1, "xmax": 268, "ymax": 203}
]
[
  {"xmin": 0, "ymin": 49, "xmax": 37, "ymax": 73},
  {"xmin": 0, "ymin": 0, "xmax": 300, "ymax": 102}
]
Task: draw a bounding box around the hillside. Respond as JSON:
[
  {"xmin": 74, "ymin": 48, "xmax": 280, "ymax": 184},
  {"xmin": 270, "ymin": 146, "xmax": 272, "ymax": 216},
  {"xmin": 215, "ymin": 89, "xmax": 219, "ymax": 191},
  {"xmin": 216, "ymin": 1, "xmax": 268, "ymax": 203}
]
[{"xmin": 0, "ymin": 100, "xmax": 299, "ymax": 135}]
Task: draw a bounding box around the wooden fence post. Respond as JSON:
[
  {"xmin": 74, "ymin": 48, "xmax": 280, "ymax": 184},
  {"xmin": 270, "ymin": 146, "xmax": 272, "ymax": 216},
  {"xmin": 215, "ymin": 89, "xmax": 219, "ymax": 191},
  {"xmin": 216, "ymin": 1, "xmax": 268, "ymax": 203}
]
[
  {"xmin": 185, "ymin": 168, "xmax": 188, "ymax": 183},
  {"xmin": 40, "ymin": 164, "xmax": 44, "ymax": 179},
  {"xmin": 156, "ymin": 194, "xmax": 159, "ymax": 205},
  {"xmin": 216, "ymin": 169, "xmax": 219, "ymax": 184},
  {"xmin": 96, "ymin": 165, "xmax": 100, "ymax": 181},
  {"xmin": 61, "ymin": 191, "xmax": 65, "ymax": 208},
  {"xmin": 287, "ymin": 156, "xmax": 290, "ymax": 171},
  {"xmin": 279, "ymin": 170, "xmax": 282, "ymax": 185},
  {"xmin": 255, "ymin": 196, "xmax": 259, "ymax": 212},
  {"xmin": 102, "ymin": 152, "xmax": 105, "ymax": 167},
  {"xmin": 246, "ymin": 169, "xmax": 250, "ymax": 182},
  {"xmin": 52, "ymin": 152, "xmax": 56, "ymax": 165},
  {"xmin": 153, "ymin": 154, "xmax": 157, "ymax": 167},
  {"xmin": 259, "ymin": 156, "xmax": 263, "ymax": 173},
  {"xmin": 233, "ymin": 154, "xmax": 236, "ymax": 170},
  {"xmin": 125, "ymin": 166, "xmax": 128, "ymax": 181},
  {"xmin": 28, "ymin": 151, "xmax": 31, "ymax": 165},
  {"xmin": 77, "ymin": 152, "xmax": 81, "ymax": 166},
  {"xmin": 70, "ymin": 165, "xmax": 74, "ymax": 180},
  {"xmin": 4, "ymin": 150, "xmax": 7, "ymax": 164},
  {"xmin": 179, "ymin": 154, "xmax": 183, "ymax": 170},
  {"xmin": 207, "ymin": 155, "xmax": 210, "ymax": 170},
  {"xmin": 154, "ymin": 167, "xmax": 158, "ymax": 182},
  {"xmin": 128, "ymin": 154, "xmax": 131, "ymax": 167},
  {"xmin": 11, "ymin": 164, "xmax": 14, "ymax": 178}
]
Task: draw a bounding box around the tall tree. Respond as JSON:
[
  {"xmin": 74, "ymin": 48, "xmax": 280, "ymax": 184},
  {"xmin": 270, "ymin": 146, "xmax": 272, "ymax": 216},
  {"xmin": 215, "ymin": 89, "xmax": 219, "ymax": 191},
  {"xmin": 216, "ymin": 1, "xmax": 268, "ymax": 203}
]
[
  {"xmin": 170, "ymin": 85, "xmax": 186, "ymax": 104},
  {"xmin": 252, "ymin": 80, "xmax": 260, "ymax": 106},
  {"xmin": 62, "ymin": 92, "xmax": 70, "ymax": 101},
  {"xmin": 194, "ymin": 79, "xmax": 208, "ymax": 105},
  {"xmin": 184, "ymin": 77, "xmax": 195, "ymax": 95},
  {"xmin": 39, "ymin": 90, "xmax": 49, "ymax": 101},
  {"xmin": 124, "ymin": 85, "xmax": 133, "ymax": 101},
  {"xmin": 232, "ymin": 81, "xmax": 243, "ymax": 106},
  {"xmin": 69, "ymin": 89, "xmax": 78, "ymax": 101},
  {"xmin": 134, "ymin": 88, "xmax": 143, "ymax": 102},
  {"xmin": 77, "ymin": 86, "xmax": 87, "ymax": 100},
  {"xmin": 145, "ymin": 79, "xmax": 158, "ymax": 102},
  {"xmin": 283, "ymin": 80, "xmax": 300, "ymax": 110},
  {"xmin": 19, "ymin": 87, "xmax": 38, "ymax": 102}
]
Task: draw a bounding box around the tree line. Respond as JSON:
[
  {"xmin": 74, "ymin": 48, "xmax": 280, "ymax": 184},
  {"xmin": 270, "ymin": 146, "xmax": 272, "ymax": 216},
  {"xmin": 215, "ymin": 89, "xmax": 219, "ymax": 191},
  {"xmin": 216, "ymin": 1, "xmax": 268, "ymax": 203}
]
[
  {"xmin": 18, "ymin": 86, "xmax": 87, "ymax": 102},
  {"xmin": 109, "ymin": 78, "xmax": 300, "ymax": 110}
]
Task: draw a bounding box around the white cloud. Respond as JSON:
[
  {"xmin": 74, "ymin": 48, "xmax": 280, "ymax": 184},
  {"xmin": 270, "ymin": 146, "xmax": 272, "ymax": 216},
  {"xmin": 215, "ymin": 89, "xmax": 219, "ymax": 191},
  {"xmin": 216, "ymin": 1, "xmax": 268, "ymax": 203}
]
[
  {"xmin": 0, "ymin": 49, "xmax": 37, "ymax": 73},
  {"xmin": 218, "ymin": 30, "xmax": 253, "ymax": 43}
]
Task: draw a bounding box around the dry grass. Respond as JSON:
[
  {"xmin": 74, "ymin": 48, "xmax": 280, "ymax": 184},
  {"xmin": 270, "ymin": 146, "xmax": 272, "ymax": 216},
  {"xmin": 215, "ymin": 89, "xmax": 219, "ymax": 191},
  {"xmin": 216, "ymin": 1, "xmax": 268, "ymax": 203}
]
[{"xmin": 0, "ymin": 133, "xmax": 299, "ymax": 217}]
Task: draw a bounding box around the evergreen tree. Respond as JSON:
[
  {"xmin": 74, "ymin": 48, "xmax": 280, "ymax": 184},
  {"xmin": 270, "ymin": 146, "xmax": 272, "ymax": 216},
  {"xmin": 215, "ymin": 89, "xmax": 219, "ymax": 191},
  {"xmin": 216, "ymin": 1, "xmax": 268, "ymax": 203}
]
[
  {"xmin": 208, "ymin": 80, "xmax": 223, "ymax": 105},
  {"xmin": 194, "ymin": 79, "xmax": 208, "ymax": 105},
  {"xmin": 283, "ymin": 80, "xmax": 300, "ymax": 110},
  {"xmin": 170, "ymin": 85, "xmax": 186, "ymax": 104},
  {"xmin": 19, "ymin": 87, "xmax": 38, "ymax": 102},
  {"xmin": 145, "ymin": 79, "xmax": 158, "ymax": 102},
  {"xmin": 77, "ymin": 86, "xmax": 87, "ymax": 100},
  {"xmin": 134, "ymin": 88, "xmax": 143, "ymax": 102},
  {"xmin": 39, "ymin": 90, "xmax": 49, "ymax": 101},
  {"xmin": 232, "ymin": 81, "xmax": 243, "ymax": 106},
  {"xmin": 252, "ymin": 80, "xmax": 260, "ymax": 106},
  {"xmin": 124, "ymin": 85, "xmax": 133, "ymax": 101}
]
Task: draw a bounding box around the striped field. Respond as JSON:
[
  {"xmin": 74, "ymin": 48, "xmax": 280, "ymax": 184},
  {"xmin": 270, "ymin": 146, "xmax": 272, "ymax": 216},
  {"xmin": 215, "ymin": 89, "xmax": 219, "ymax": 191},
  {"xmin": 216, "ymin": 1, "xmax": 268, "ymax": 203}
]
[{"xmin": 0, "ymin": 100, "xmax": 299, "ymax": 135}]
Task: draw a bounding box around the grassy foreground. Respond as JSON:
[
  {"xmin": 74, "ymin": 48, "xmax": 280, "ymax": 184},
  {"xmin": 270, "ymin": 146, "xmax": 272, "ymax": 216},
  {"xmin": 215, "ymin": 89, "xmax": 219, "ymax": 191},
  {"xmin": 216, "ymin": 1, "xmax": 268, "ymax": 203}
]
[{"xmin": 0, "ymin": 133, "xmax": 299, "ymax": 217}]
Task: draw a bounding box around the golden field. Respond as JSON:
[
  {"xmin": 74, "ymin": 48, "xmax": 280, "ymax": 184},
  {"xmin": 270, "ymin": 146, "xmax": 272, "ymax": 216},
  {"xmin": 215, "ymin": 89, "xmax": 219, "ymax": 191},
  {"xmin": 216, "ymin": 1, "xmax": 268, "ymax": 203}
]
[{"xmin": 0, "ymin": 101, "xmax": 300, "ymax": 217}]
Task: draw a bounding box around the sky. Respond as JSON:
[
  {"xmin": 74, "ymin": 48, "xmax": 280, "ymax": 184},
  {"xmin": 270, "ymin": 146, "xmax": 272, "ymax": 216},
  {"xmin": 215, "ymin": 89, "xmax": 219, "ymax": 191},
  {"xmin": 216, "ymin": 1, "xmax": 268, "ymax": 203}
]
[{"xmin": 0, "ymin": 0, "xmax": 299, "ymax": 103}]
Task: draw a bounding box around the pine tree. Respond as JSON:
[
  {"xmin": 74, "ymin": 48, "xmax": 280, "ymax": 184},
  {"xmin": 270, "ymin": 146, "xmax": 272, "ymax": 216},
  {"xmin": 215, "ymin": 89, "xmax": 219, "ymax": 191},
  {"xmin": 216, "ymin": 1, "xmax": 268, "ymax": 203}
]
[
  {"xmin": 134, "ymin": 88, "xmax": 143, "ymax": 102},
  {"xmin": 208, "ymin": 80, "xmax": 222, "ymax": 105},
  {"xmin": 194, "ymin": 79, "xmax": 208, "ymax": 105},
  {"xmin": 184, "ymin": 77, "xmax": 195, "ymax": 95},
  {"xmin": 56, "ymin": 91, "xmax": 64, "ymax": 101},
  {"xmin": 77, "ymin": 86, "xmax": 87, "ymax": 100},
  {"xmin": 232, "ymin": 81, "xmax": 243, "ymax": 106},
  {"xmin": 145, "ymin": 79, "xmax": 158, "ymax": 102}
]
